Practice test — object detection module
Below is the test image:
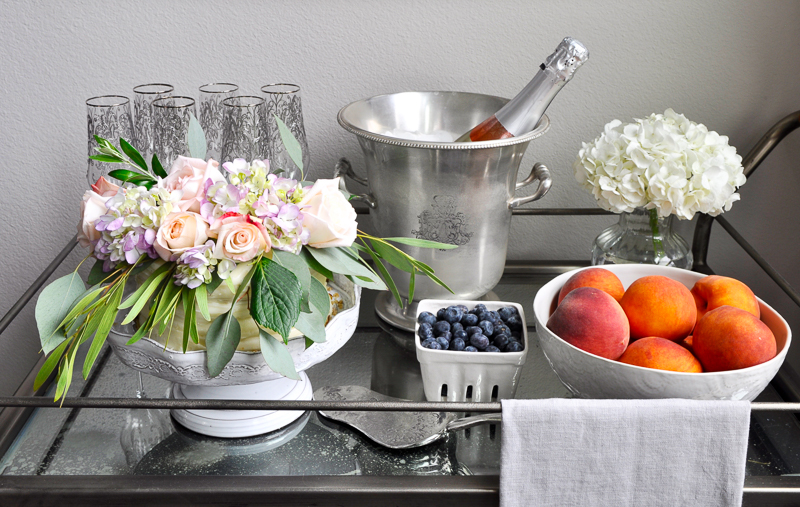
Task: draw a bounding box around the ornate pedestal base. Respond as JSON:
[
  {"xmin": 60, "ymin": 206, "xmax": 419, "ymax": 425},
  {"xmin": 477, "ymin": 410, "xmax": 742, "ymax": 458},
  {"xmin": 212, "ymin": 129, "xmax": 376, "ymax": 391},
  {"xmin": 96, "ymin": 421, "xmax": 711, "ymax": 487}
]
[{"xmin": 171, "ymin": 372, "xmax": 313, "ymax": 438}]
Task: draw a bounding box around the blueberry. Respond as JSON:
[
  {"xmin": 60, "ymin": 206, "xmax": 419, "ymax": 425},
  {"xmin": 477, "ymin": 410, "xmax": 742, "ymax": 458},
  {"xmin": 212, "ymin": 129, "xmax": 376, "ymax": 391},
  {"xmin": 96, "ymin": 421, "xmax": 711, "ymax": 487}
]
[
  {"xmin": 464, "ymin": 345, "xmax": 479, "ymax": 352},
  {"xmin": 449, "ymin": 338, "xmax": 466, "ymax": 351},
  {"xmin": 470, "ymin": 333, "xmax": 490, "ymax": 350},
  {"xmin": 417, "ymin": 311, "xmax": 437, "ymax": 326},
  {"xmin": 493, "ymin": 324, "xmax": 510, "ymax": 337},
  {"xmin": 477, "ymin": 311, "xmax": 491, "ymax": 322},
  {"xmin": 488, "ymin": 311, "xmax": 502, "ymax": 323},
  {"xmin": 454, "ymin": 329, "xmax": 468, "ymax": 341},
  {"xmin": 436, "ymin": 308, "xmax": 447, "ymax": 320},
  {"xmin": 505, "ymin": 341, "xmax": 523, "ymax": 352},
  {"xmin": 473, "ymin": 304, "xmax": 487, "ymax": 313},
  {"xmin": 486, "ymin": 345, "xmax": 501, "ymax": 352},
  {"xmin": 443, "ymin": 306, "xmax": 461, "ymax": 324},
  {"xmin": 493, "ymin": 334, "xmax": 510, "ymax": 349},
  {"xmin": 456, "ymin": 304, "xmax": 469, "ymax": 313},
  {"xmin": 433, "ymin": 320, "xmax": 451, "ymax": 336},
  {"xmin": 506, "ymin": 316, "xmax": 522, "ymax": 331},
  {"xmin": 451, "ymin": 322, "xmax": 464, "ymax": 334},
  {"xmin": 465, "ymin": 326, "xmax": 482, "ymax": 336},
  {"xmin": 440, "ymin": 331, "xmax": 452, "ymax": 342},
  {"xmin": 497, "ymin": 307, "xmax": 516, "ymax": 321},
  {"xmin": 461, "ymin": 313, "xmax": 479, "ymax": 326},
  {"xmin": 421, "ymin": 339, "xmax": 439, "ymax": 349},
  {"xmin": 478, "ymin": 320, "xmax": 494, "ymax": 337},
  {"xmin": 436, "ymin": 336, "xmax": 450, "ymax": 349},
  {"xmin": 418, "ymin": 324, "xmax": 434, "ymax": 341}
]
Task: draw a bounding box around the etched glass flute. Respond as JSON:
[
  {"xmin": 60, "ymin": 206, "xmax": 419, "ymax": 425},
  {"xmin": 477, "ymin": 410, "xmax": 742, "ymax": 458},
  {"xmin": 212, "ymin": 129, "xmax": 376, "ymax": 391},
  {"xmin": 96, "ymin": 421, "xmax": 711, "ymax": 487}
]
[
  {"xmin": 133, "ymin": 83, "xmax": 174, "ymax": 163},
  {"xmin": 86, "ymin": 95, "xmax": 135, "ymax": 185},
  {"xmin": 152, "ymin": 96, "xmax": 196, "ymax": 168},
  {"xmin": 220, "ymin": 95, "xmax": 270, "ymax": 162},
  {"xmin": 261, "ymin": 83, "xmax": 310, "ymax": 179},
  {"xmin": 199, "ymin": 83, "xmax": 238, "ymax": 162}
]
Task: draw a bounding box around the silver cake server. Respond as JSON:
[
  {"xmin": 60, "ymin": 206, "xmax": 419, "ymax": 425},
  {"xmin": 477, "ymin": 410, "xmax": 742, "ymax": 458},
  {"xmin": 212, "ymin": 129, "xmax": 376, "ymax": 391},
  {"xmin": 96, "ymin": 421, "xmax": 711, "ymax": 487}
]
[{"xmin": 314, "ymin": 385, "xmax": 502, "ymax": 449}]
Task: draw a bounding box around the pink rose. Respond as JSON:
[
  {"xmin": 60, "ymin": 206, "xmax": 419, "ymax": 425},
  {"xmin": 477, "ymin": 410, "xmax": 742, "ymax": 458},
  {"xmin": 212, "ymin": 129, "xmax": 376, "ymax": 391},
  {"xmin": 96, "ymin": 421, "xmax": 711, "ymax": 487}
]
[
  {"xmin": 91, "ymin": 176, "xmax": 120, "ymax": 197},
  {"xmin": 154, "ymin": 212, "xmax": 211, "ymax": 261},
  {"xmin": 163, "ymin": 156, "xmax": 225, "ymax": 213},
  {"xmin": 299, "ymin": 178, "xmax": 358, "ymax": 248},
  {"xmin": 212, "ymin": 215, "xmax": 271, "ymax": 262},
  {"xmin": 77, "ymin": 190, "xmax": 112, "ymax": 248}
]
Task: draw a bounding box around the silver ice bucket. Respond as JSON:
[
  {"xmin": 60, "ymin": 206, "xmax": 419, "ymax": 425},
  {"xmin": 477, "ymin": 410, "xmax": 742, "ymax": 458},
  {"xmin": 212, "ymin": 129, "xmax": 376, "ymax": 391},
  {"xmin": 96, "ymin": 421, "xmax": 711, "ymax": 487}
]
[{"xmin": 337, "ymin": 91, "xmax": 552, "ymax": 330}]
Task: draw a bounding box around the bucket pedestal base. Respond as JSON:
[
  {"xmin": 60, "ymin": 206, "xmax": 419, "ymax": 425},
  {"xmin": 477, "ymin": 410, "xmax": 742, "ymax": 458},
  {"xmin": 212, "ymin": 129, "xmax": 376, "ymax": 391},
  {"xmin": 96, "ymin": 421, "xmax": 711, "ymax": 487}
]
[
  {"xmin": 171, "ymin": 372, "xmax": 313, "ymax": 438},
  {"xmin": 374, "ymin": 291, "xmax": 500, "ymax": 331}
]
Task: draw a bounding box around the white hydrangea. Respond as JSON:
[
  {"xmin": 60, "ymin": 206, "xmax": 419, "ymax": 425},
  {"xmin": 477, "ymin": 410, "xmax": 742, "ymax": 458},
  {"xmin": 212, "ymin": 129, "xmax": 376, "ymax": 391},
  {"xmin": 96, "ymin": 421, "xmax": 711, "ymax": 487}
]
[{"xmin": 573, "ymin": 109, "xmax": 746, "ymax": 220}]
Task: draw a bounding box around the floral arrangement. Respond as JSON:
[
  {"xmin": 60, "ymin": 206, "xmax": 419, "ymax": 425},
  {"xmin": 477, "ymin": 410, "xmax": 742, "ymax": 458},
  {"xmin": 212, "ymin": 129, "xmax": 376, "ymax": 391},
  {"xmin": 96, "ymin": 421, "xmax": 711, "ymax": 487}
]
[
  {"xmin": 573, "ymin": 108, "xmax": 746, "ymax": 220},
  {"xmin": 36, "ymin": 117, "xmax": 453, "ymax": 401}
]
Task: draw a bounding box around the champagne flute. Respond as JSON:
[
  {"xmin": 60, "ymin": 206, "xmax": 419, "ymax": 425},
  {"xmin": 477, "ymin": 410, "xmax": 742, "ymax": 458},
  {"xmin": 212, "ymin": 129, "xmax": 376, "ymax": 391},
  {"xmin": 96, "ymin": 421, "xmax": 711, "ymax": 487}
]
[{"xmin": 86, "ymin": 95, "xmax": 134, "ymax": 185}]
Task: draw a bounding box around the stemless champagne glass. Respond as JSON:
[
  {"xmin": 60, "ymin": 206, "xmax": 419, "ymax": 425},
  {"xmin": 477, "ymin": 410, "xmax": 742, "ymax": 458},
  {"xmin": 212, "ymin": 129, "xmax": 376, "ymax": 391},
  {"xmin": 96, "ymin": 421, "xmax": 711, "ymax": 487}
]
[
  {"xmin": 220, "ymin": 95, "xmax": 270, "ymax": 162},
  {"xmin": 261, "ymin": 83, "xmax": 310, "ymax": 179},
  {"xmin": 132, "ymin": 83, "xmax": 174, "ymax": 162},
  {"xmin": 152, "ymin": 96, "xmax": 196, "ymax": 168},
  {"xmin": 198, "ymin": 83, "xmax": 238, "ymax": 162},
  {"xmin": 86, "ymin": 95, "xmax": 135, "ymax": 185}
]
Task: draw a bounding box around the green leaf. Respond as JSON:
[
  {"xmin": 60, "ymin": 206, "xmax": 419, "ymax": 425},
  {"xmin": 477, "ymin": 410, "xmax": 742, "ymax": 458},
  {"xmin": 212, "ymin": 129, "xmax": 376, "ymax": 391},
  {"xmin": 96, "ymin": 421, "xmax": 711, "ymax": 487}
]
[
  {"xmin": 272, "ymin": 250, "xmax": 311, "ymax": 311},
  {"xmin": 205, "ymin": 271, "xmax": 223, "ymax": 295},
  {"xmin": 369, "ymin": 239, "xmax": 414, "ymax": 273},
  {"xmin": 119, "ymin": 262, "xmax": 172, "ymax": 309},
  {"xmin": 295, "ymin": 310, "xmax": 326, "ymax": 343},
  {"xmin": 120, "ymin": 138, "xmax": 148, "ymax": 171},
  {"xmin": 299, "ymin": 248, "xmax": 333, "ymax": 280},
  {"xmin": 87, "ymin": 259, "xmax": 112, "ymax": 286},
  {"xmin": 89, "ymin": 154, "xmax": 125, "ymax": 164},
  {"xmin": 195, "ymin": 284, "xmax": 211, "ymax": 321},
  {"xmin": 188, "ymin": 113, "xmax": 207, "ymax": 160},
  {"xmin": 181, "ymin": 288, "xmax": 196, "ymax": 353},
  {"xmin": 129, "ymin": 258, "xmax": 157, "ymax": 278},
  {"xmin": 231, "ymin": 262, "xmax": 258, "ymax": 306},
  {"xmin": 82, "ymin": 284, "xmax": 123, "ymax": 379},
  {"xmin": 305, "ymin": 337, "xmax": 314, "ymax": 349},
  {"xmin": 308, "ymin": 276, "xmax": 330, "ymax": 316},
  {"xmin": 259, "ymin": 330, "xmax": 300, "ymax": 380},
  {"xmin": 306, "ymin": 246, "xmax": 384, "ymax": 288},
  {"xmin": 205, "ymin": 310, "xmax": 241, "ymax": 377},
  {"xmin": 408, "ymin": 269, "xmax": 416, "ymax": 303},
  {"xmin": 94, "ymin": 135, "xmax": 115, "ymax": 149},
  {"xmin": 34, "ymin": 339, "xmax": 70, "ymax": 391},
  {"xmin": 55, "ymin": 284, "xmax": 103, "ymax": 335},
  {"xmin": 36, "ymin": 272, "xmax": 86, "ymax": 354},
  {"xmin": 363, "ymin": 244, "xmax": 402, "ymax": 307},
  {"xmin": 120, "ymin": 268, "xmax": 171, "ymax": 325},
  {"xmin": 383, "ymin": 237, "xmax": 458, "ymax": 249},
  {"xmin": 250, "ymin": 257, "xmax": 302, "ymax": 341},
  {"xmin": 151, "ymin": 153, "xmax": 168, "ymax": 179},
  {"xmin": 409, "ymin": 259, "xmax": 454, "ymax": 294},
  {"xmin": 274, "ymin": 115, "xmax": 303, "ymax": 175},
  {"xmin": 109, "ymin": 169, "xmax": 154, "ymax": 184}
]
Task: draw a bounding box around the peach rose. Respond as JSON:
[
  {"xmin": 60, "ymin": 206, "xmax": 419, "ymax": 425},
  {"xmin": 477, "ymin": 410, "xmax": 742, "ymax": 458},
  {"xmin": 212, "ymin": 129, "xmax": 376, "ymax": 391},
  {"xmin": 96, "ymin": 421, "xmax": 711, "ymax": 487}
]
[
  {"xmin": 299, "ymin": 178, "xmax": 358, "ymax": 248},
  {"xmin": 154, "ymin": 212, "xmax": 211, "ymax": 261},
  {"xmin": 77, "ymin": 190, "xmax": 112, "ymax": 248},
  {"xmin": 91, "ymin": 176, "xmax": 120, "ymax": 197},
  {"xmin": 212, "ymin": 215, "xmax": 271, "ymax": 262},
  {"xmin": 163, "ymin": 156, "xmax": 225, "ymax": 213}
]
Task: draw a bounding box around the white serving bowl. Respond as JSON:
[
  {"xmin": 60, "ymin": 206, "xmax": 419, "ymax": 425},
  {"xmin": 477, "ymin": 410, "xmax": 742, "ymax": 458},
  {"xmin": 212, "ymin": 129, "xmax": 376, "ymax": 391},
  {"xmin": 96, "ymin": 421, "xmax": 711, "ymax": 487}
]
[
  {"xmin": 533, "ymin": 264, "xmax": 791, "ymax": 401},
  {"xmin": 415, "ymin": 299, "xmax": 529, "ymax": 402}
]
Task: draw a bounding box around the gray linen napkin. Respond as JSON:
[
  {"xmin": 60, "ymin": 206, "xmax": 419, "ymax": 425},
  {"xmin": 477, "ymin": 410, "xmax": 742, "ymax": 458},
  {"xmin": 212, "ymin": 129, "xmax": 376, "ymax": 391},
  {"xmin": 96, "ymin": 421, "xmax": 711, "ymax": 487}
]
[{"xmin": 500, "ymin": 398, "xmax": 750, "ymax": 507}]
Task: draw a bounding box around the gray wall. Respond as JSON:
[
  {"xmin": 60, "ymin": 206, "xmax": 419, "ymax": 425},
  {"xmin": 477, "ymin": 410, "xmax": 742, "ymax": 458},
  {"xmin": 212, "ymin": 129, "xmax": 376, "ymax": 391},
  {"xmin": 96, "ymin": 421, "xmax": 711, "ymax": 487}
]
[{"xmin": 2, "ymin": 0, "xmax": 799, "ymax": 394}]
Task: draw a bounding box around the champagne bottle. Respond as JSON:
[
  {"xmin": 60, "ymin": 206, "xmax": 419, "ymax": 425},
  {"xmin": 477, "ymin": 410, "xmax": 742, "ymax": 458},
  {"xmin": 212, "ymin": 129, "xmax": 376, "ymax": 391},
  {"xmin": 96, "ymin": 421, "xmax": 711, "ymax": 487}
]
[{"xmin": 455, "ymin": 37, "xmax": 589, "ymax": 142}]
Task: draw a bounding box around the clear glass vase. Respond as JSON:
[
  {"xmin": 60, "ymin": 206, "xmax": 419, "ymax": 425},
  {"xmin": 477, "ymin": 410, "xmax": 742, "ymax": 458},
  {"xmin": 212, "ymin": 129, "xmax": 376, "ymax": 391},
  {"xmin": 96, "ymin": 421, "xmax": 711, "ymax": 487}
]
[{"xmin": 591, "ymin": 207, "xmax": 693, "ymax": 269}]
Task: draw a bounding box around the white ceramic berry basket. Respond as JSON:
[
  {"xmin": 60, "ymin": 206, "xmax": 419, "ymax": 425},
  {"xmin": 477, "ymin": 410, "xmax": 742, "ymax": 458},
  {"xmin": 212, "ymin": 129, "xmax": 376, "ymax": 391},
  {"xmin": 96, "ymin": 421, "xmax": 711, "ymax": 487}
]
[
  {"xmin": 415, "ymin": 299, "xmax": 529, "ymax": 402},
  {"xmin": 108, "ymin": 275, "xmax": 360, "ymax": 438},
  {"xmin": 533, "ymin": 264, "xmax": 791, "ymax": 401}
]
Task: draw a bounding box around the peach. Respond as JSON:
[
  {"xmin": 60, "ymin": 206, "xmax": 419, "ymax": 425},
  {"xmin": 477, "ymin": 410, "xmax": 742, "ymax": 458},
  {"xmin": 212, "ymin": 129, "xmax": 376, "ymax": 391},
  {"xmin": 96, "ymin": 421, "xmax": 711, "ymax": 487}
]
[
  {"xmin": 619, "ymin": 275, "xmax": 696, "ymax": 341},
  {"xmin": 547, "ymin": 287, "xmax": 630, "ymax": 360},
  {"xmin": 693, "ymin": 305, "xmax": 776, "ymax": 372},
  {"xmin": 691, "ymin": 275, "xmax": 760, "ymax": 322},
  {"xmin": 618, "ymin": 336, "xmax": 703, "ymax": 373},
  {"xmin": 679, "ymin": 335, "xmax": 694, "ymax": 354},
  {"xmin": 558, "ymin": 267, "xmax": 625, "ymax": 304}
]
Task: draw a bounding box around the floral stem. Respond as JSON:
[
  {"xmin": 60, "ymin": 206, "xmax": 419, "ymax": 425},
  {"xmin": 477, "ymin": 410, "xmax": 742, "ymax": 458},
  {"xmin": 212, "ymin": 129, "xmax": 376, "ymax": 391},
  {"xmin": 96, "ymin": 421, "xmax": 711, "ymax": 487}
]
[{"xmin": 648, "ymin": 207, "xmax": 665, "ymax": 260}]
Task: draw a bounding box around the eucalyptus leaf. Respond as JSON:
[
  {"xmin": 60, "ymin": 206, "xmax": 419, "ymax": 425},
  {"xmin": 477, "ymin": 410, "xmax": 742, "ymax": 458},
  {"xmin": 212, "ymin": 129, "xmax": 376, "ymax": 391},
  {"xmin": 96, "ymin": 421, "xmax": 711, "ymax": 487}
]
[
  {"xmin": 206, "ymin": 271, "xmax": 224, "ymax": 295},
  {"xmin": 250, "ymin": 257, "xmax": 302, "ymax": 341},
  {"xmin": 55, "ymin": 284, "xmax": 103, "ymax": 335},
  {"xmin": 383, "ymin": 237, "xmax": 458, "ymax": 249},
  {"xmin": 408, "ymin": 268, "xmax": 416, "ymax": 303},
  {"xmin": 119, "ymin": 262, "xmax": 171, "ymax": 309},
  {"xmin": 82, "ymin": 284, "xmax": 123, "ymax": 379},
  {"xmin": 195, "ymin": 284, "xmax": 211, "ymax": 321},
  {"xmin": 121, "ymin": 269, "xmax": 171, "ymax": 325},
  {"xmin": 305, "ymin": 337, "xmax": 314, "ymax": 349},
  {"xmin": 36, "ymin": 272, "xmax": 86, "ymax": 354},
  {"xmin": 87, "ymin": 260, "xmax": 112, "ymax": 286},
  {"xmin": 188, "ymin": 113, "xmax": 207, "ymax": 160},
  {"xmin": 205, "ymin": 311, "xmax": 241, "ymax": 377},
  {"xmin": 306, "ymin": 246, "xmax": 383, "ymax": 288},
  {"xmin": 151, "ymin": 154, "xmax": 168, "ymax": 178},
  {"xmin": 274, "ymin": 115, "xmax": 303, "ymax": 175},
  {"xmin": 34, "ymin": 338, "xmax": 70, "ymax": 391},
  {"xmin": 181, "ymin": 288, "xmax": 196, "ymax": 353},
  {"xmin": 299, "ymin": 248, "xmax": 333, "ymax": 280},
  {"xmin": 120, "ymin": 138, "xmax": 148, "ymax": 171},
  {"xmin": 363, "ymin": 244, "xmax": 402, "ymax": 307},
  {"xmin": 259, "ymin": 330, "xmax": 300, "ymax": 380},
  {"xmin": 369, "ymin": 239, "xmax": 414, "ymax": 273},
  {"xmin": 308, "ymin": 276, "xmax": 330, "ymax": 317},
  {"xmin": 295, "ymin": 310, "xmax": 326, "ymax": 343}
]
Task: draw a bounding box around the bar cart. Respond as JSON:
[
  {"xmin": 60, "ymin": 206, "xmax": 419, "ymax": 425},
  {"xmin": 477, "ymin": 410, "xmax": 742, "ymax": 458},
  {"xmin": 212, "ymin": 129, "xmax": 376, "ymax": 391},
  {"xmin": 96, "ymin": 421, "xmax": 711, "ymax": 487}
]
[{"xmin": 0, "ymin": 112, "xmax": 799, "ymax": 506}]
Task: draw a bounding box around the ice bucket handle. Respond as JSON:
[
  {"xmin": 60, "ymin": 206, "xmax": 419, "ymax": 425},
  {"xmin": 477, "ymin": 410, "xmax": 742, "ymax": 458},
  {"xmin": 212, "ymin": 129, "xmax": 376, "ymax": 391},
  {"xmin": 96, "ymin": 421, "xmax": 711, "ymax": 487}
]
[
  {"xmin": 334, "ymin": 158, "xmax": 376, "ymax": 208},
  {"xmin": 509, "ymin": 162, "xmax": 552, "ymax": 209}
]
